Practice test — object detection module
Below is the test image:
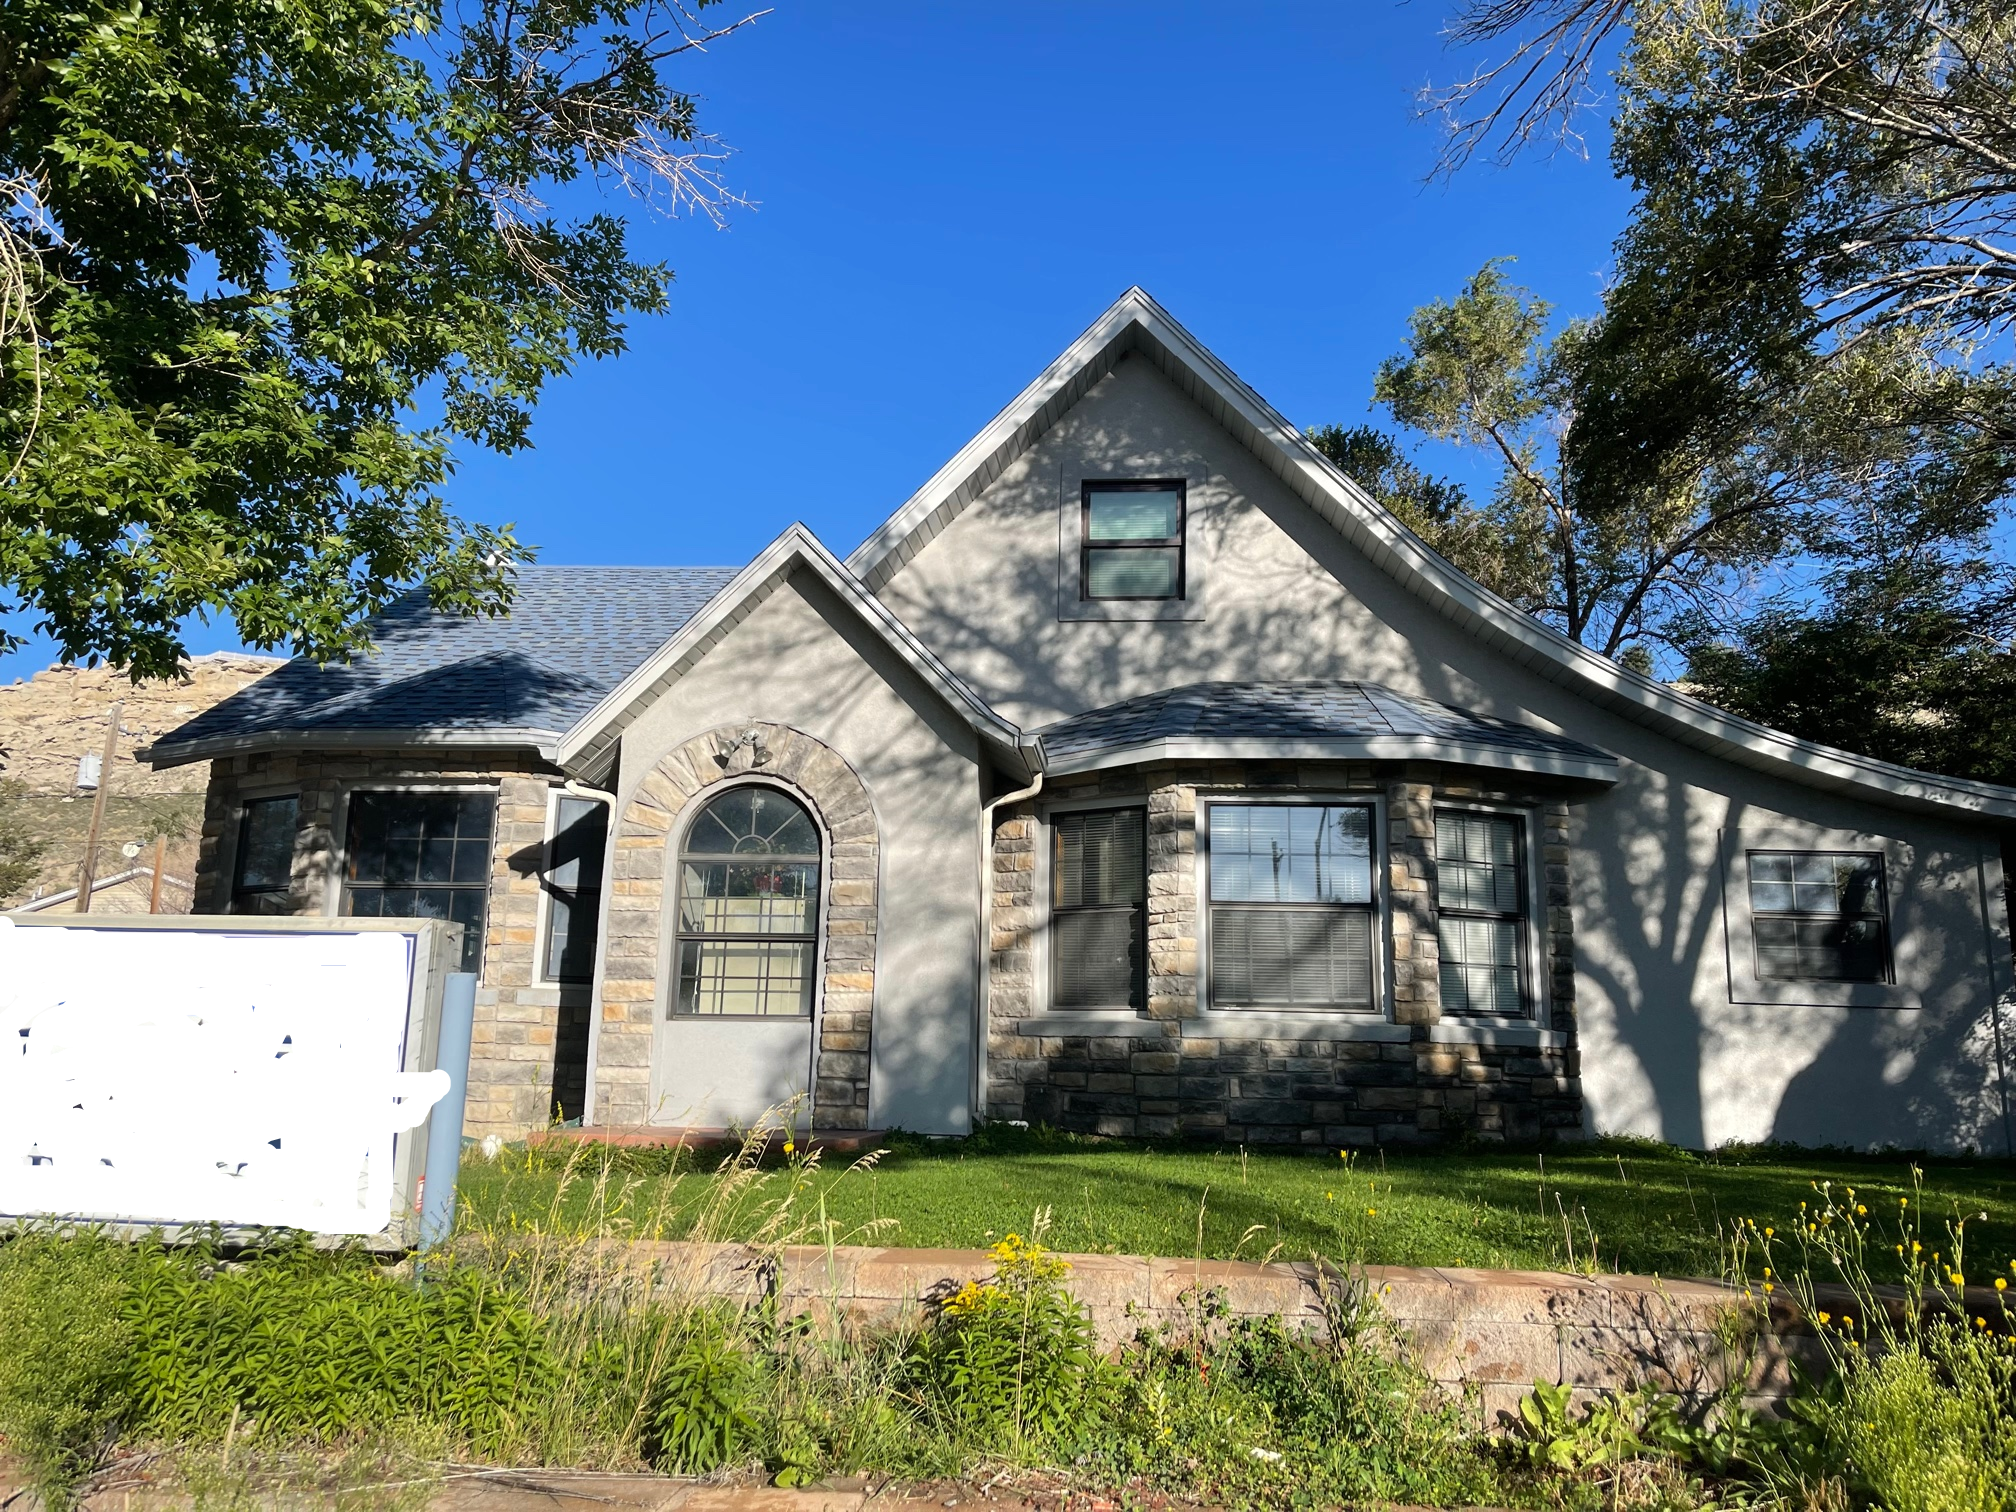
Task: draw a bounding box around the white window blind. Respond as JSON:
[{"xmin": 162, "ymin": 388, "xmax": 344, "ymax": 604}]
[{"xmin": 1207, "ymin": 804, "xmax": 1375, "ymax": 1010}]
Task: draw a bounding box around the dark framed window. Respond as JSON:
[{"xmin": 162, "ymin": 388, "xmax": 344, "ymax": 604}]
[
  {"xmin": 1747, "ymin": 851, "xmax": 1890, "ymax": 983},
  {"xmin": 1081, "ymin": 480, "xmax": 1185, "ymax": 600},
  {"xmin": 542, "ymin": 795, "xmax": 609, "ymax": 983},
  {"xmin": 1051, "ymin": 807, "xmax": 1146, "ymax": 1009},
  {"xmin": 1207, "ymin": 803, "xmax": 1375, "ymax": 1010},
  {"xmin": 1434, "ymin": 810, "xmax": 1529, "ymax": 1018},
  {"xmin": 342, "ymin": 790, "xmax": 496, "ymax": 974},
  {"xmin": 674, "ymin": 786, "xmax": 820, "ymax": 1017},
  {"xmin": 231, "ymin": 794, "xmax": 299, "ymax": 914}
]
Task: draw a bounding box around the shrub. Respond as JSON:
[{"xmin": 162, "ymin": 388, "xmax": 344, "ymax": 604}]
[{"xmin": 0, "ymin": 1230, "xmax": 137, "ymax": 1508}]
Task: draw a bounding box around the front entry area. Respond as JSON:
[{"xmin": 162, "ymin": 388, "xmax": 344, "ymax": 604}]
[{"xmin": 650, "ymin": 784, "xmax": 822, "ymax": 1128}]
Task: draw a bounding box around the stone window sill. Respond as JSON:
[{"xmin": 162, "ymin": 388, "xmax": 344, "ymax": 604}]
[
  {"xmin": 1427, "ymin": 1023, "xmax": 1571, "ymax": 1049},
  {"xmin": 1013, "ymin": 1013, "xmax": 1169, "ymax": 1038},
  {"xmin": 1185, "ymin": 1014, "xmax": 1413, "ymax": 1042}
]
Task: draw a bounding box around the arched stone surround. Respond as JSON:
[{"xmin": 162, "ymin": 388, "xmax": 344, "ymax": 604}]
[{"xmin": 594, "ymin": 723, "xmax": 881, "ymax": 1129}]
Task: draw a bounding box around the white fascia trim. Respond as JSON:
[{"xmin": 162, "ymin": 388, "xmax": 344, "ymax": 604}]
[
  {"xmin": 846, "ymin": 287, "xmax": 2016, "ymax": 823},
  {"xmin": 556, "ymin": 524, "xmax": 1030, "ymax": 774},
  {"xmin": 145, "ymin": 727, "xmax": 563, "ymax": 770},
  {"xmin": 1037, "ymin": 736, "xmax": 1621, "ymax": 784}
]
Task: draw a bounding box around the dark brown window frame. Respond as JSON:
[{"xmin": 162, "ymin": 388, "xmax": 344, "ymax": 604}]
[
  {"xmin": 230, "ymin": 793, "xmax": 300, "ymax": 914},
  {"xmin": 1746, "ymin": 848, "xmax": 1894, "ymax": 985},
  {"xmin": 1431, "ymin": 807, "xmax": 1533, "ymax": 1020},
  {"xmin": 1203, "ymin": 799, "xmax": 1381, "ymax": 1013},
  {"xmin": 1080, "ymin": 479, "xmax": 1187, "ymax": 602},
  {"xmin": 1050, "ymin": 804, "xmax": 1148, "ymax": 1011}
]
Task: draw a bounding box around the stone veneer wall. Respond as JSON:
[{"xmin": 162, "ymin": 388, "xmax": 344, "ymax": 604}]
[
  {"xmin": 596, "ymin": 723, "xmax": 880, "ymax": 1130},
  {"xmin": 195, "ymin": 751, "xmax": 589, "ymax": 1138},
  {"xmin": 988, "ymin": 761, "xmax": 1582, "ymax": 1144}
]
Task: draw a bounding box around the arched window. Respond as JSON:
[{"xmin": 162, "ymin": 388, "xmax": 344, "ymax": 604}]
[{"xmin": 673, "ymin": 785, "xmax": 821, "ymax": 1017}]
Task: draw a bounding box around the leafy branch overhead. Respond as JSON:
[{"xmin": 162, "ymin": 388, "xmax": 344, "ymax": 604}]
[{"xmin": 0, "ymin": 0, "xmax": 760, "ymax": 677}]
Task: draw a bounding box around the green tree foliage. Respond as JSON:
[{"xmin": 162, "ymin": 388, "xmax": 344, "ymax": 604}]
[
  {"xmin": 1324, "ymin": 261, "xmax": 1790, "ymax": 667},
  {"xmin": 0, "ymin": 0, "xmax": 753, "ymax": 677},
  {"xmin": 1394, "ymin": 2, "xmax": 2016, "ymax": 780},
  {"xmin": 1680, "ymin": 556, "xmax": 2016, "ymax": 784}
]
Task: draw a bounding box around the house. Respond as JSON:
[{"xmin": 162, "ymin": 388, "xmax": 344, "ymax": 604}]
[{"xmin": 148, "ymin": 291, "xmax": 2016, "ymax": 1155}]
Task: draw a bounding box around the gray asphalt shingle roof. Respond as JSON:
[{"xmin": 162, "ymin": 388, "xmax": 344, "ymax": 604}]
[
  {"xmin": 1035, "ymin": 680, "xmax": 1612, "ymax": 766},
  {"xmin": 152, "ymin": 566, "xmax": 740, "ymax": 760}
]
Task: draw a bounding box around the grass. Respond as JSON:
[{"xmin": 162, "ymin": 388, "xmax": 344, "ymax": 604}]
[{"xmin": 457, "ymin": 1124, "xmax": 2016, "ymax": 1277}]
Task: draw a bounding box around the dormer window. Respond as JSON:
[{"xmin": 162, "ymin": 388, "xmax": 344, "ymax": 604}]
[{"xmin": 1083, "ymin": 481, "xmax": 1185, "ymax": 600}]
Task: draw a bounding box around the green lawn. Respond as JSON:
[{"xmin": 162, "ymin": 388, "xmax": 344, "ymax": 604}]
[{"xmin": 456, "ymin": 1125, "xmax": 2016, "ymax": 1281}]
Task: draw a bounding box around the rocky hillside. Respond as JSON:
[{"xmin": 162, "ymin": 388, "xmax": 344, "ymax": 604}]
[{"xmin": 0, "ymin": 653, "xmax": 285, "ymax": 908}]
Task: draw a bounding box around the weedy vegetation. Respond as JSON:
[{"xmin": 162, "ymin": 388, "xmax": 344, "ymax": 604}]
[{"xmin": 2, "ymin": 1121, "xmax": 2013, "ymax": 1512}]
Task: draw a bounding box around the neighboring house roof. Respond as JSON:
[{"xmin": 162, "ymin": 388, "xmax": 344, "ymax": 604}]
[
  {"xmin": 148, "ymin": 567, "xmax": 740, "ymax": 767},
  {"xmin": 846, "ymin": 287, "xmax": 2016, "ymax": 822},
  {"xmin": 1035, "ymin": 681, "xmax": 1620, "ymax": 782},
  {"xmin": 556, "ymin": 525, "xmax": 1032, "ymax": 777}
]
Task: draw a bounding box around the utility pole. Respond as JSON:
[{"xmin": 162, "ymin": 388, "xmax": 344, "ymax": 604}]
[
  {"xmin": 74, "ymin": 701, "xmax": 121, "ymax": 913},
  {"xmin": 148, "ymin": 833, "xmax": 167, "ymax": 914}
]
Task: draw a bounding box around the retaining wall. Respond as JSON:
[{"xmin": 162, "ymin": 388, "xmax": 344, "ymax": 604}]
[{"xmin": 619, "ymin": 1241, "xmax": 1825, "ymax": 1428}]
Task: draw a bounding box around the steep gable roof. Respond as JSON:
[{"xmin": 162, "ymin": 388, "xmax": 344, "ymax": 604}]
[
  {"xmin": 149, "ymin": 567, "xmax": 740, "ymax": 767},
  {"xmin": 849, "ymin": 288, "xmax": 2016, "ymax": 822},
  {"xmin": 555, "ymin": 525, "xmax": 1030, "ymax": 778}
]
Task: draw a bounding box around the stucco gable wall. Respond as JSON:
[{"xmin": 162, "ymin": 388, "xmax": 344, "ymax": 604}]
[
  {"xmin": 874, "ymin": 353, "xmax": 2014, "ymax": 1153},
  {"xmin": 606, "ymin": 565, "xmax": 984, "ymax": 1136}
]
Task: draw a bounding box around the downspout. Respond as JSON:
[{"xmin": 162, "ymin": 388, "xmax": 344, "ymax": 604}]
[
  {"xmin": 974, "ymin": 762, "xmax": 1044, "ymax": 1125},
  {"xmin": 563, "ymin": 779, "xmax": 618, "ymax": 1127},
  {"xmin": 1979, "ymin": 849, "xmax": 2015, "ymax": 1158}
]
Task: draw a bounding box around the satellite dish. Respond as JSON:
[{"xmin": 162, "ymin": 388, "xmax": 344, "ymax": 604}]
[{"xmin": 120, "ymin": 841, "xmax": 142, "ymax": 859}]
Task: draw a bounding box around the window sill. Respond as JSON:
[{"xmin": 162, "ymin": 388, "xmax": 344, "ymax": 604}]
[
  {"xmin": 1428, "ymin": 1022, "xmax": 1570, "ymax": 1049},
  {"xmin": 1014, "ymin": 1013, "xmax": 1168, "ymax": 1038},
  {"xmin": 1185, "ymin": 1014, "xmax": 1411, "ymax": 1042}
]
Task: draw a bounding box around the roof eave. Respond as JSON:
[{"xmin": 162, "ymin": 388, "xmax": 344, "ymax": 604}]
[
  {"xmin": 1038, "ymin": 736, "xmax": 1622, "ymax": 784},
  {"xmin": 145, "ymin": 727, "xmax": 565, "ymax": 771}
]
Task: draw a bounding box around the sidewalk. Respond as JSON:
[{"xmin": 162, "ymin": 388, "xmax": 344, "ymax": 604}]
[{"xmin": 4, "ymin": 1464, "xmax": 1176, "ymax": 1512}]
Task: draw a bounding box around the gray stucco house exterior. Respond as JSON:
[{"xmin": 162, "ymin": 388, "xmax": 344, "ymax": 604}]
[{"xmin": 150, "ymin": 290, "xmax": 2016, "ymax": 1154}]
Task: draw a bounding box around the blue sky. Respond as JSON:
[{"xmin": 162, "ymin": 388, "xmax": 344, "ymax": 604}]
[{"xmin": 2, "ymin": 1, "xmax": 1633, "ymax": 679}]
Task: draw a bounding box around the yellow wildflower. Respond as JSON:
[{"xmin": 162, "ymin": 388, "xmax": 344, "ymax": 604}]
[{"xmin": 1997, "ymin": 1279, "xmax": 2008, "ymax": 1292}]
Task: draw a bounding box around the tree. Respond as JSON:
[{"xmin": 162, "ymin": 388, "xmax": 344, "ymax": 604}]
[
  {"xmin": 1405, "ymin": 0, "xmax": 2016, "ymax": 785},
  {"xmin": 1328, "ymin": 261, "xmax": 1794, "ymax": 668},
  {"xmin": 1680, "ymin": 555, "xmax": 2016, "ymax": 784},
  {"xmin": 0, "ymin": 0, "xmax": 756, "ymax": 678}
]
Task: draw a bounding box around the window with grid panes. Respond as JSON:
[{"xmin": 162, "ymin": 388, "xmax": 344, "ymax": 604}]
[
  {"xmin": 231, "ymin": 794, "xmax": 299, "ymax": 914},
  {"xmin": 1207, "ymin": 804, "xmax": 1375, "ymax": 1010},
  {"xmin": 674, "ymin": 786, "xmax": 820, "ymax": 1017},
  {"xmin": 1433, "ymin": 811, "xmax": 1530, "ymax": 1017},
  {"xmin": 1082, "ymin": 481, "xmax": 1185, "ymax": 600},
  {"xmin": 342, "ymin": 791, "xmax": 496, "ymax": 973},
  {"xmin": 1746, "ymin": 851, "xmax": 1890, "ymax": 982},
  {"xmin": 1051, "ymin": 807, "xmax": 1146, "ymax": 1009}
]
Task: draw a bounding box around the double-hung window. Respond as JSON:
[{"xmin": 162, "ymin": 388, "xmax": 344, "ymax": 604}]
[
  {"xmin": 1207, "ymin": 803, "xmax": 1375, "ymax": 1010},
  {"xmin": 230, "ymin": 794, "xmax": 299, "ymax": 913},
  {"xmin": 342, "ymin": 790, "xmax": 496, "ymax": 974},
  {"xmin": 674, "ymin": 786, "xmax": 821, "ymax": 1017},
  {"xmin": 1433, "ymin": 810, "xmax": 1530, "ymax": 1018},
  {"xmin": 1050, "ymin": 807, "xmax": 1146, "ymax": 1010},
  {"xmin": 1082, "ymin": 481, "xmax": 1185, "ymax": 600},
  {"xmin": 542, "ymin": 795, "xmax": 609, "ymax": 983},
  {"xmin": 1747, "ymin": 851, "xmax": 1890, "ymax": 983}
]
